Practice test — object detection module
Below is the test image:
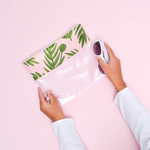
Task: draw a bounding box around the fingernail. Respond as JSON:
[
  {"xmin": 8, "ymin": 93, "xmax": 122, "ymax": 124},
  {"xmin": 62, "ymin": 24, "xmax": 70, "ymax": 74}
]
[
  {"xmin": 47, "ymin": 90, "xmax": 52, "ymax": 95},
  {"xmin": 96, "ymin": 57, "xmax": 100, "ymax": 61}
]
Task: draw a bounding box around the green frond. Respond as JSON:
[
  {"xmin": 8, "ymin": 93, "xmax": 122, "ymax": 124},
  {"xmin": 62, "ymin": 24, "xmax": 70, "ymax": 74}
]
[
  {"xmin": 24, "ymin": 57, "xmax": 39, "ymax": 67},
  {"xmin": 79, "ymin": 34, "xmax": 83, "ymax": 44},
  {"xmin": 43, "ymin": 60, "xmax": 54, "ymax": 70},
  {"xmin": 46, "ymin": 43, "xmax": 55, "ymax": 55},
  {"xmin": 44, "ymin": 50, "xmax": 53, "ymax": 61},
  {"xmin": 87, "ymin": 36, "xmax": 90, "ymax": 41},
  {"xmin": 44, "ymin": 67, "xmax": 50, "ymax": 72},
  {"xmin": 35, "ymin": 72, "xmax": 42, "ymax": 77},
  {"xmin": 30, "ymin": 57, "xmax": 36, "ymax": 60},
  {"xmin": 77, "ymin": 27, "xmax": 83, "ymax": 39},
  {"xmin": 46, "ymin": 47, "xmax": 52, "ymax": 55},
  {"xmin": 30, "ymin": 59, "xmax": 39, "ymax": 64},
  {"xmin": 75, "ymin": 24, "xmax": 81, "ymax": 35},
  {"xmin": 62, "ymin": 34, "xmax": 69, "ymax": 39},
  {"xmin": 26, "ymin": 60, "xmax": 34, "ymax": 66},
  {"xmin": 68, "ymin": 30, "xmax": 72, "ymax": 41},
  {"xmin": 75, "ymin": 24, "xmax": 89, "ymax": 48},
  {"xmin": 44, "ymin": 56, "xmax": 53, "ymax": 66},
  {"xmin": 62, "ymin": 30, "xmax": 72, "ymax": 41},
  {"xmin": 65, "ymin": 48, "xmax": 79, "ymax": 58},
  {"xmin": 31, "ymin": 73, "xmax": 38, "ymax": 81},
  {"xmin": 24, "ymin": 62, "xmax": 29, "ymax": 66},
  {"xmin": 43, "ymin": 43, "xmax": 66, "ymax": 71},
  {"xmin": 49, "ymin": 43, "xmax": 55, "ymax": 50},
  {"xmin": 53, "ymin": 52, "xmax": 60, "ymax": 66},
  {"xmin": 74, "ymin": 49, "xmax": 79, "ymax": 52},
  {"xmin": 51, "ymin": 43, "xmax": 57, "ymax": 55},
  {"xmin": 56, "ymin": 56, "xmax": 65, "ymax": 67},
  {"xmin": 65, "ymin": 52, "xmax": 74, "ymax": 56},
  {"xmin": 70, "ymin": 51, "xmax": 76, "ymax": 54},
  {"xmin": 74, "ymin": 26, "xmax": 77, "ymax": 31},
  {"xmin": 82, "ymin": 37, "xmax": 84, "ymax": 48},
  {"xmin": 52, "ymin": 46, "xmax": 59, "ymax": 59}
]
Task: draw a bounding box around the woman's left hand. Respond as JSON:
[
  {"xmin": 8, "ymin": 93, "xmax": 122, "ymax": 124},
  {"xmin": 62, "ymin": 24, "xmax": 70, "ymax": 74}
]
[{"xmin": 38, "ymin": 87, "xmax": 64, "ymax": 122}]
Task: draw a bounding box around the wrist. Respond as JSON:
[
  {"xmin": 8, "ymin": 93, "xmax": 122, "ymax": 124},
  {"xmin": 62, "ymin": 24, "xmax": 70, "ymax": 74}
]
[
  {"xmin": 113, "ymin": 79, "xmax": 127, "ymax": 92},
  {"xmin": 52, "ymin": 116, "xmax": 65, "ymax": 122}
]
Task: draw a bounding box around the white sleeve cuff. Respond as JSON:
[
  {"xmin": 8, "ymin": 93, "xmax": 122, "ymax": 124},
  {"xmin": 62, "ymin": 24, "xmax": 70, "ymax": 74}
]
[
  {"xmin": 51, "ymin": 118, "xmax": 86, "ymax": 150},
  {"xmin": 113, "ymin": 86, "xmax": 150, "ymax": 150},
  {"xmin": 114, "ymin": 87, "xmax": 130, "ymax": 106}
]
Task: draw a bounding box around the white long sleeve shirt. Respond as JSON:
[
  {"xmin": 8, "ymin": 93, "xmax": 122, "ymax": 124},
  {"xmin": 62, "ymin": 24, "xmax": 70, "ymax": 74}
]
[{"xmin": 51, "ymin": 87, "xmax": 150, "ymax": 150}]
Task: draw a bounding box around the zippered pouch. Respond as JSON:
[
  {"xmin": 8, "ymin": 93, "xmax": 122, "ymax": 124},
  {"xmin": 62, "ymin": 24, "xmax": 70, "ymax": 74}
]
[{"xmin": 23, "ymin": 24, "xmax": 105, "ymax": 105}]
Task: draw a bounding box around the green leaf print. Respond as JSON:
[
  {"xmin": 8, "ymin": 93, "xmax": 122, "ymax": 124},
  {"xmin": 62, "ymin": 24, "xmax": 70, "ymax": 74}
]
[
  {"xmin": 43, "ymin": 43, "xmax": 66, "ymax": 72},
  {"xmin": 75, "ymin": 24, "xmax": 90, "ymax": 48},
  {"xmin": 74, "ymin": 26, "xmax": 77, "ymax": 31},
  {"xmin": 31, "ymin": 73, "xmax": 38, "ymax": 81},
  {"xmin": 77, "ymin": 27, "xmax": 83, "ymax": 38},
  {"xmin": 31, "ymin": 72, "xmax": 42, "ymax": 81},
  {"xmin": 65, "ymin": 49, "xmax": 79, "ymax": 59},
  {"xmin": 35, "ymin": 72, "xmax": 42, "ymax": 77},
  {"xmin": 24, "ymin": 62, "xmax": 29, "ymax": 66},
  {"xmin": 60, "ymin": 44, "xmax": 66, "ymax": 53},
  {"xmin": 74, "ymin": 49, "xmax": 79, "ymax": 52},
  {"xmin": 52, "ymin": 46, "xmax": 60, "ymax": 60},
  {"xmin": 44, "ymin": 67, "xmax": 50, "ymax": 73},
  {"xmin": 53, "ymin": 52, "xmax": 60, "ymax": 66},
  {"xmin": 75, "ymin": 24, "xmax": 81, "ymax": 35},
  {"xmin": 31, "ymin": 74, "xmax": 37, "ymax": 81},
  {"xmin": 51, "ymin": 43, "xmax": 57, "ymax": 55},
  {"xmin": 65, "ymin": 53, "xmax": 74, "ymax": 56},
  {"xmin": 24, "ymin": 57, "xmax": 39, "ymax": 67},
  {"xmin": 56, "ymin": 56, "xmax": 65, "ymax": 67},
  {"xmin": 62, "ymin": 30, "xmax": 73, "ymax": 41}
]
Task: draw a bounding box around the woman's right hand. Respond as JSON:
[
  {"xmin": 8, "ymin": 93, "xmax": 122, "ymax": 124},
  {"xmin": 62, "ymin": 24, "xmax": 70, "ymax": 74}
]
[
  {"xmin": 96, "ymin": 42, "xmax": 127, "ymax": 92},
  {"xmin": 38, "ymin": 87, "xmax": 64, "ymax": 122}
]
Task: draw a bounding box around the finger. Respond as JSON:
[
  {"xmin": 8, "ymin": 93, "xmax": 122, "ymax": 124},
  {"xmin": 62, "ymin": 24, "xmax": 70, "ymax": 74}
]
[
  {"xmin": 104, "ymin": 42, "xmax": 115, "ymax": 57},
  {"xmin": 38, "ymin": 87, "xmax": 46, "ymax": 104},
  {"xmin": 96, "ymin": 56, "xmax": 107, "ymax": 69},
  {"xmin": 47, "ymin": 90, "xmax": 56, "ymax": 104}
]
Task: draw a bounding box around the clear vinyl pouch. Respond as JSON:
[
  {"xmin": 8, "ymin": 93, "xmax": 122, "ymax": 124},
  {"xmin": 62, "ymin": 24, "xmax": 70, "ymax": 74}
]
[
  {"xmin": 23, "ymin": 24, "xmax": 105, "ymax": 105},
  {"xmin": 37, "ymin": 43, "xmax": 105, "ymax": 105}
]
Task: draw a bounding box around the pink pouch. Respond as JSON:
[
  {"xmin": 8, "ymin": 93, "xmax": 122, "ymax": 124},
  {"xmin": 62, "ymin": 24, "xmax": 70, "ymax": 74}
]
[{"xmin": 23, "ymin": 24, "xmax": 105, "ymax": 105}]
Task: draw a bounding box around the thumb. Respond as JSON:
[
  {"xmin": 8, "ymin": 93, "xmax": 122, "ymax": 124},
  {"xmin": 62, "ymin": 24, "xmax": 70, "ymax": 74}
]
[
  {"xmin": 47, "ymin": 90, "xmax": 56, "ymax": 104},
  {"xmin": 96, "ymin": 56, "xmax": 107, "ymax": 69}
]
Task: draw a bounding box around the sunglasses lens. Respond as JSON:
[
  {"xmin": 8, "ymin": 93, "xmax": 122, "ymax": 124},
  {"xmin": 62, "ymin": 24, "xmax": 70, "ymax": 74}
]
[
  {"xmin": 98, "ymin": 64, "xmax": 105, "ymax": 74},
  {"xmin": 93, "ymin": 42, "xmax": 101, "ymax": 55}
]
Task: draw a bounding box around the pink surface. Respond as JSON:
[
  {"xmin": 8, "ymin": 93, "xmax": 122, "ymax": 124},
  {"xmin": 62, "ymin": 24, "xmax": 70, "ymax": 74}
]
[{"xmin": 0, "ymin": 0, "xmax": 150, "ymax": 150}]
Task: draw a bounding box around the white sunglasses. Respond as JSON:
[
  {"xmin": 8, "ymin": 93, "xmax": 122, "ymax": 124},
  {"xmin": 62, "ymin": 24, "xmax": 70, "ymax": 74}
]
[{"xmin": 92, "ymin": 38, "xmax": 109, "ymax": 74}]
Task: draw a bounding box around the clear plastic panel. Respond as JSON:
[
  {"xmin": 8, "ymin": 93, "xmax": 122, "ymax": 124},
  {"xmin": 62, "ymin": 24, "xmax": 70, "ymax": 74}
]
[{"xmin": 37, "ymin": 42, "xmax": 105, "ymax": 105}]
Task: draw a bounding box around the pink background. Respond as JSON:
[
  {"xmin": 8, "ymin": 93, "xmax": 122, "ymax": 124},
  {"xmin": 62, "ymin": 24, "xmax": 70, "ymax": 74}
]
[{"xmin": 0, "ymin": 0, "xmax": 150, "ymax": 150}]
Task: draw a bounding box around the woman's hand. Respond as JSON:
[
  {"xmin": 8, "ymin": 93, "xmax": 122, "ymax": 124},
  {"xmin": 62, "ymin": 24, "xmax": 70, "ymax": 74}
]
[
  {"xmin": 38, "ymin": 87, "xmax": 64, "ymax": 122},
  {"xmin": 96, "ymin": 42, "xmax": 127, "ymax": 92}
]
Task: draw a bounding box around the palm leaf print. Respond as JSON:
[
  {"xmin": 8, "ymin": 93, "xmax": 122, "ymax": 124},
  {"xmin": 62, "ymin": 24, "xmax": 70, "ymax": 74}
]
[
  {"xmin": 24, "ymin": 57, "xmax": 39, "ymax": 67},
  {"xmin": 43, "ymin": 43, "xmax": 66, "ymax": 72},
  {"xmin": 62, "ymin": 30, "xmax": 73, "ymax": 41},
  {"xmin": 65, "ymin": 49, "xmax": 79, "ymax": 59},
  {"xmin": 74, "ymin": 26, "xmax": 77, "ymax": 31},
  {"xmin": 75, "ymin": 24, "xmax": 90, "ymax": 48},
  {"xmin": 31, "ymin": 72, "xmax": 42, "ymax": 81},
  {"xmin": 44, "ymin": 67, "xmax": 50, "ymax": 73}
]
